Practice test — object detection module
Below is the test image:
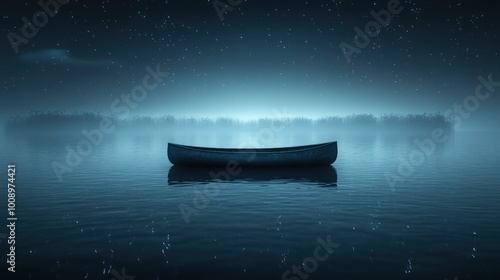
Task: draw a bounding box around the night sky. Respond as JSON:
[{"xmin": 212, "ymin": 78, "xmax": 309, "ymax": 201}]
[{"xmin": 1, "ymin": 0, "xmax": 499, "ymax": 128}]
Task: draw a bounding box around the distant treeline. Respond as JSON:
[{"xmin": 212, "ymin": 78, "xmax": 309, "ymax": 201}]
[{"xmin": 2, "ymin": 111, "xmax": 454, "ymax": 133}]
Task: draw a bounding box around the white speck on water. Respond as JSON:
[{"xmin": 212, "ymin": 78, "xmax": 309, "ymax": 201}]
[{"xmin": 404, "ymin": 258, "xmax": 413, "ymax": 274}]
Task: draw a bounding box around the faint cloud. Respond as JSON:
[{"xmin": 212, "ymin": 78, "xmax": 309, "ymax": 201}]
[{"xmin": 20, "ymin": 48, "xmax": 115, "ymax": 66}]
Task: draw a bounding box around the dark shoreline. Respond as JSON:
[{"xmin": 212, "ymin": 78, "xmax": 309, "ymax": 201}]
[{"xmin": 2, "ymin": 111, "xmax": 454, "ymax": 133}]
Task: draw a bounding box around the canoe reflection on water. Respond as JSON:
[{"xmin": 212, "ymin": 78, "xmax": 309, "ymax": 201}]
[{"xmin": 167, "ymin": 165, "xmax": 337, "ymax": 187}]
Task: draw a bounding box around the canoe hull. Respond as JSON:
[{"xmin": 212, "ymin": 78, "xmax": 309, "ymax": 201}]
[{"xmin": 167, "ymin": 141, "xmax": 337, "ymax": 166}]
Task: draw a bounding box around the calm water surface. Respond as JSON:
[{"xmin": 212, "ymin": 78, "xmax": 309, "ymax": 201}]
[{"xmin": 0, "ymin": 130, "xmax": 499, "ymax": 280}]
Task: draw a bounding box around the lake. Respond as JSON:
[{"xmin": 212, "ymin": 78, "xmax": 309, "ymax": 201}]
[{"xmin": 0, "ymin": 129, "xmax": 499, "ymax": 280}]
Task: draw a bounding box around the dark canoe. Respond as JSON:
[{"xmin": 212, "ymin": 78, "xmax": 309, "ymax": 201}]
[{"xmin": 167, "ymin": 141, "xmax": 337, "ymax": 166}]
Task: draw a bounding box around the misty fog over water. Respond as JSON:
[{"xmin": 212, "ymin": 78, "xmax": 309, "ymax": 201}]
[{"xmin": 1, "ymin": 112, "xmax": 499, "ymax": 279}]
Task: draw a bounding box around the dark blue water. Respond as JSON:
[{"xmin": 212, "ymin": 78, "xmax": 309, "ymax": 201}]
[{"xmin": 1, "ymin": 130, "xmax": 499, "ymax": 280}]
